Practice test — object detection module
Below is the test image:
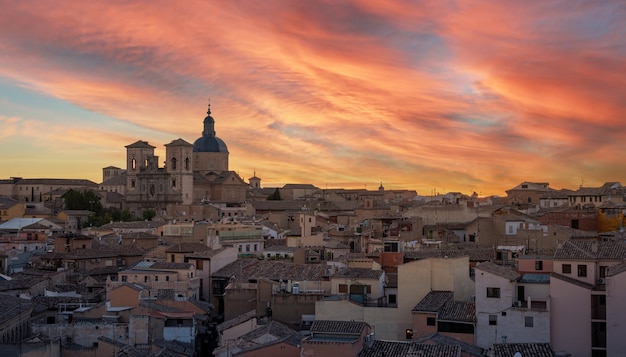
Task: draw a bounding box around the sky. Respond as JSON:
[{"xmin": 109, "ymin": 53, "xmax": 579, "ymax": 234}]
[{"xmin": 1, "ymin": 1, "xmax": 625, "ymax": 197}]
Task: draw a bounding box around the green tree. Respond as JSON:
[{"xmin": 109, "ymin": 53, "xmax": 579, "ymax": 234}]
[
  {"xmin": 142, "ymin": 209, "xmax": 156, "ymax": 221},
  {"xmin": 120, "ymin": 209, "xmax": 134, "ymax": 222}
]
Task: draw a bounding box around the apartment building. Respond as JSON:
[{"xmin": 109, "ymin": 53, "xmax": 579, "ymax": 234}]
[
  {"xmin": 550, "ymin": 240, "xmax": 626, "ymax": 357},
  {"xmin": 474, "ymin": 262, "xmax": 550, "ymax": 349}
]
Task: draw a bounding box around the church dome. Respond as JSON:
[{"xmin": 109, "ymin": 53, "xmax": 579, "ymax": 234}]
[{"xmin": 192, "ymin": 104, "xmax": 229, "ymax": 153}]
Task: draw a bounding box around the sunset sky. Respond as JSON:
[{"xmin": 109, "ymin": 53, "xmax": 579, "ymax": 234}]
[{"xmin": 1, "ymin": 1, "xmax": 625, "ymax": 196}]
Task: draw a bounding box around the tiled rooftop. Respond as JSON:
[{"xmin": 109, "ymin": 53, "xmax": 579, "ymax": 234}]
[
  {"xmin": 166, "ymin": 242, "xmax": 211, "ymax": 253},
  {"xmin": 357, "ymin": 340, "xmax": 461, "ymax": 357},
  {"xmin": 415, "ymin": 332, "xmax": 484, "ymax": 356},
  {"xmin": 412, "ymin": 291, "xmax": 453, "ymax": 312},
  {"xmin": 475, "ymin": 262, "xmax": 520, "ymax": 281},
  {"xmin": 225, "ymin": 320, "xmax": 302, "ymax": 354},
  {"xmin": 332, "ymin": 267, "xmax": 384, "ymax": 280},
  {"xmin": 554, "ymin": 240, "xmax": 626, "ymax": 260},
  {"xmin": 310, "ymin": 320, "xmax": 368, "ymax": 334},
  {"xmin": 405, "ymin": 248, "xmax": 493, "ymax": 262},
  {"xmin": 438, "ymin": 301, "xmax": 476, "ymax": 323},
  {"xmin": 212, "ymin": 259, "xmax": 327, "ymax": 282},
  {"xmin": 492, "ymin": 342, "xmax": 555, "ymax": 357}
]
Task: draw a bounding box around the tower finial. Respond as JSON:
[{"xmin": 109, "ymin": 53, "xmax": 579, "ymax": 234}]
[{"xmin": 207, "ymin": 97, "xmax": 211, "ymax": 115}]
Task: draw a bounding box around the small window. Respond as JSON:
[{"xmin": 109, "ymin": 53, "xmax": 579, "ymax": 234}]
[
  {"xmin": 405, "ymin": 329, "xmax": 413, "ymax": 339},
  {"xmin": 338, "ymin": 284, "xmax": 348, "ymax": 293},
  {"xmin": 535, "ymin": 261, "xmax": 543, "ymax": 270},
  {"xmin": 166, "ymin": 276, "xmax": 170, "ymax": 282},
  {"xmin": 121, "ymin": 275, "xmax": 127, "ymax": 282},
  {"xmin": 562, "ymin": 264, "xmax": 572, "ymax": 274},
  {"xmin": 489, "ymin": 315, "xmax": 497, "ymax": 326},
  {"xmin": 578, "ymin": 264, "xmax": 587, "ymax": 277},
  {"xmin": 154, "ymin": 276, "xmax": 158, "ymax": 282},
  {"xmin": 525, "ymin": 316, "xmax": 534, "ymax": 327},
  {"xmin": 487, "ymin": 287, "xmax": 501, "ymax": 298},
  {"xmin": 389, "ymin": 294, "xmax": 397, "ymax": 304},
  {"xmin": 171, "ymin": 157, "xmax": 177, "ymax": 170},
  {"xmin": 427, "ymin": 317, "xmax": 436, "ymax": 326}
]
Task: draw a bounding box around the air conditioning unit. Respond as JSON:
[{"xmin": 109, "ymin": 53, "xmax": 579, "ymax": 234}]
[
  {"xmin": 597, "ymin": 278, "xmax": 606, "ymax": 284},
  {"xmin": 513, "ymin": 301, "xmax": 523, "ymax": 307}
]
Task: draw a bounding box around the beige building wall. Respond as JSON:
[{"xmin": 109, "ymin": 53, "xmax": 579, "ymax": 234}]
[
  {"xmin": 316, "ymin": 256, "xmax": 473, "ymax": 340},
  {"xmin": 550, "ymin": 275, "xmax": 592, "ymax": 357},
  {"xmin": 607, "ymin": 270, "xmax": 626, "ymax": 357}
]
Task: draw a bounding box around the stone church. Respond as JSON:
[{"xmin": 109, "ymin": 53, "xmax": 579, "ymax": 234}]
[{"xmin": 101, "ymin": 104, "xmax": 249, "ymax": 216}]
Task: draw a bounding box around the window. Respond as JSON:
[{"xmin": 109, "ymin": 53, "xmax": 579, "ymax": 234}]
[
  {"xmin": 578, "ymin": 264, "xmax": 587, "ymax": 277},
  {"xmin": 489, "ymin": 315, "xmax": 497, "ymax": 326},
  {"xmin": 185, "ymin": 158, "xmax": 190, "ymax": 170},
  {"xmin": 121, "ymin": 275, "xmax": 127, "ymax": 282},
  {"xmin": 405, "ymin": 329, "xmax": 413, "ymax": 339},
  {"xmin": 389, "ymin": 294, "xmax": 397, "ymax": 304},
  {"xmin": 196, "ymin": 260, "xmax": 203, "ymax": 270},
  {"xmin": 427, "ymin": 317, "xmax": 436, "ymax": 326},
  {"xmin": 562, "ymin": 264, "xmax": 572, "ymax": 274},
  {"xmin": 535, "ymin": 261, "xmax": 543, "ymax": 270},
  {"xmin": 525, "ymin": 316, "xmax": 534, "ymax": 327},
  {"xmin": 131, "ymin": 179, "xmax": 136, "ymax": 188},
  {"xmin": 131, "ymin": 158, "xmax": 136, "ymax": 170},
  {"xmin": 171, "ymin": 158, "xmax": 177, "ymax": 170},
  {"xmin": 166, "ymin": 276, "xmax": 169, "ymax": 282},
  {"xmin": 487, "ymin": 287, "xmax": 501, "ymax": 298},
  {"xmin": 338, "ymin": 284, "xmax": 348, "ymax": 293},
  {"xmin": 172, "ymin": 179, "xmax": 176, "ymax": 187},
  {"xmin": 154, "ymin": 276, "xmax": 159, "ymax": 282}
]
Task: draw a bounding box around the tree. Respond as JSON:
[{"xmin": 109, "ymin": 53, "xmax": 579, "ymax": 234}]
[{"xmin": 142, "ymin": 209, "xmax": 156, "ymax": 221}]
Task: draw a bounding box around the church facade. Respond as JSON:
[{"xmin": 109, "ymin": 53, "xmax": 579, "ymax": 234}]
[{"xmin": 105, "ymin": 104, "xmax": 249, "ymax": 216}]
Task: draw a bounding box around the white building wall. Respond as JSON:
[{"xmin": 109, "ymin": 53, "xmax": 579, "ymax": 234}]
[{"xmin": 474, "ymin": 267, "xmax": 518, "ymax": 348}]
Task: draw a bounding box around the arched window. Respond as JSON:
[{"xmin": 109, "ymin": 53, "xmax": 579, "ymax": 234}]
[
  {"xmin": 131, "ymin": 158, "xmax": 136, "ymax": 170},
  {"xmin": 185, "ymin": 157, "xmax": 190, "ymax": 170},
  {"xmin": 171, "ymin": 157, "xmax": 177, "ymax": 170}
]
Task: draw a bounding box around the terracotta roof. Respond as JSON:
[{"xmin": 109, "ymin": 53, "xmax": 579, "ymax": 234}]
[
  {"xmin": 310, "ymin": 320, "xmax": 368, "ymax": 334},
  {"xmin": 217, "ymin": 310, "xmax": 256, "ymax": 332},
  {"xmin": 228, "ymin": 320, "xmax": 302, "ymax": 355},
  {"xmin": 493, "ymin": 342, "xmax": 555, "ymax": 357},
  {"xmin": 185, "ymin": 248, "xmax": 229, "ymax": 259},
  {"xmin": 357, "ymin": 340, "xmax": 461, "ymax": 357},
  {"xmin": 438, "ymin": 301, "xmax": 476, "ymax": 323},
  {"xmin": 475, "ymin": 262, "xmax": 520, "ymax": 281},
  {"xmin": 412, "ymin": 291, "xmax": 453, "ymax": 312},
  {"xmin": 212, "ymin": 259, "xmax": 327, "ymax": 282},
  {"xmin": 414, "ymin": 332, "xmax": 484, "ymax": 356},
  {"xmin": 332, "ymin": 267, "xmax": 383, "ymax": 280},
  {"xmin": 554, "ymin": 240, "xmax": 626, "ymax": 261},
  {"xmin": 97, "ymin": 220, "xmax": 167, "ymax": 230},
  {"xmin": 166, "ymin": 242, "xmax": 211, "ymax": 253},
  {"xmin": 405, "ymin": 248, "xmax": 493, "ymax": 262},
  {"xmin": 0, "ymin": 295, "xmax": 33, "ymax": 324}
]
